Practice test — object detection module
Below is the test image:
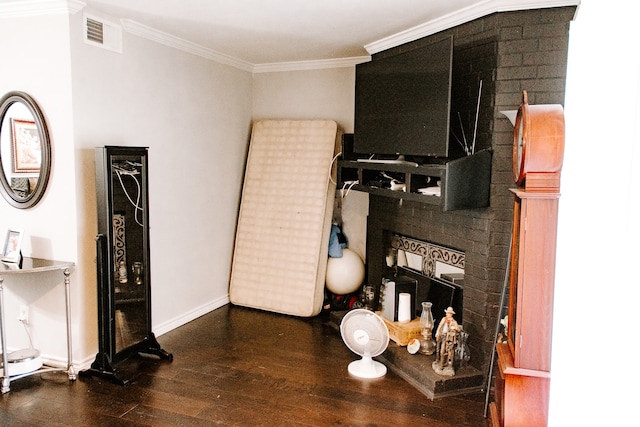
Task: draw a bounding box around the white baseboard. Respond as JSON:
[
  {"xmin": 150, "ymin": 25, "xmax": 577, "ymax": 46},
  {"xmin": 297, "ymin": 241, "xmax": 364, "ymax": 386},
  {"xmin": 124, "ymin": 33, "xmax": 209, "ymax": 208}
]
[
  {"xmin": 153, "ymin": 294, "xmax": 230, "ymax": 337},
  {"xmin": 43, "ymin": 294, "xmax": 231, "ymax": 371}
]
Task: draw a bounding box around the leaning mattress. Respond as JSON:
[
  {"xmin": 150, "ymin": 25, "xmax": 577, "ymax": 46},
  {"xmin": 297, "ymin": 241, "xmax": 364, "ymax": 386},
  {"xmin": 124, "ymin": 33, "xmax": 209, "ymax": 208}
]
[{"xmin": 229, "ymin": 120, "xmax": 340, "ymax": 317}]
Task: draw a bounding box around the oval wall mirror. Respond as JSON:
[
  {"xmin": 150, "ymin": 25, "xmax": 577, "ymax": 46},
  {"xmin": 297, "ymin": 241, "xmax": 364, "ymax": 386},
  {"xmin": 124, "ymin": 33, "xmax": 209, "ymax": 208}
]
[{"xmin": 0, "ymin": 91, "xmax": 51, "ymax": 209}]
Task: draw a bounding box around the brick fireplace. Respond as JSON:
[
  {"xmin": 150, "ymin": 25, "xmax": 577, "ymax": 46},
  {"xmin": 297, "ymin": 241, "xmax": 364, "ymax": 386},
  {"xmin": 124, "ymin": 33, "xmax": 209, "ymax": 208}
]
[
  {"xmin": 367, "ymin": 197, "xmax": 495, "ymax": 397},
  {"xmin": 356, "ymin": 6, "xmax": 575, "ymax": 397}
]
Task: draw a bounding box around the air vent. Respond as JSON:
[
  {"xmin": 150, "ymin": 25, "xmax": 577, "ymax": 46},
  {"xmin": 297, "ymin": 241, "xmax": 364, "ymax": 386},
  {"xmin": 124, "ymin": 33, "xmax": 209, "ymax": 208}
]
[
  {"xmin": 83, "ymin": 13, "xmax": 122, "ymax": 53},
  {"xmin": 86, "ymin": 17, "xmax": 103, "ymax": 44}
]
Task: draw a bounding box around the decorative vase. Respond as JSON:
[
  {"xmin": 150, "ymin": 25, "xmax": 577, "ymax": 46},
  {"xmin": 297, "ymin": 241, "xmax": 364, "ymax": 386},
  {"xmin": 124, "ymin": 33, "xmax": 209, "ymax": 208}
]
[
  {"xmin": 455, "ymin": 326, "xmax": 471, "ymax": 368},
  {"xmin": 419, "ymin": 301, "xmax": 436, "ymax": 355}
]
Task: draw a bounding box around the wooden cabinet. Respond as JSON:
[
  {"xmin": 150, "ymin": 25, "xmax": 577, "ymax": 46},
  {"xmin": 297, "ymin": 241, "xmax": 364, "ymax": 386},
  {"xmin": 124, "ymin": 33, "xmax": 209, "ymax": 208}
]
[
  {"xmin": 489, "ymin": 188, "xmax": 559, "ymax": 427},
  {"xmin": 337, "ymin": 149, "xmax": 491, "ymax": 211},
  {"xmin": 508, "ymin": 189, "xmax": 559, "ymax": 371},
  {"xmin": 490, "ymin": 343, "xmax": 551, "ymax": 427}
]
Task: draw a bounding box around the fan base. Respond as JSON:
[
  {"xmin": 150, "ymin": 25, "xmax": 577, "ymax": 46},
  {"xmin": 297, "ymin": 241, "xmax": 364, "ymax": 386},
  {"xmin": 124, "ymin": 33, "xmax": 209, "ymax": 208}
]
[
  {"xmin": 348, "ymin": 358, "xmax": 387, "ymax": 379},
  {"xmin": 1, "ymin": 348, "xmax": 43, "ymax": 376}
]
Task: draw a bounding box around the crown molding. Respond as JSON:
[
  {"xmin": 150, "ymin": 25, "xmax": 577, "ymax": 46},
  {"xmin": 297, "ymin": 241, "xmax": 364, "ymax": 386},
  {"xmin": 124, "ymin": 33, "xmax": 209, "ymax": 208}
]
[
  {"xmin": 253, "ymin": 56, "xmax": 370, "ymax": 74},
  {"xmin": 122, "ymin": 19, "xmax": 370, "ymax": 74},
  {"xmin": 365, "ymin": 0, "xmax": 581, "ymax": 55},
  {"xmin": 0, "ymin": 0, "xmax": 85, "ymax": 18},
  {"xmin": 0, "ymin": 0, "xmax": 580, "ymax": 73},
  {"xmin": 121, "ymin": 19, "xmax": 254, "ymax": 72}
]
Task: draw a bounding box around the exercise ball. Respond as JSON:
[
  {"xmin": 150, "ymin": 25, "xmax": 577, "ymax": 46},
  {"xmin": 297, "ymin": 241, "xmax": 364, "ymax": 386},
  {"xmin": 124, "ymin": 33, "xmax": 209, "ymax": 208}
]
[{"xmin": 325, "ymin": 248, "xmax": 365, "ymax": 295}]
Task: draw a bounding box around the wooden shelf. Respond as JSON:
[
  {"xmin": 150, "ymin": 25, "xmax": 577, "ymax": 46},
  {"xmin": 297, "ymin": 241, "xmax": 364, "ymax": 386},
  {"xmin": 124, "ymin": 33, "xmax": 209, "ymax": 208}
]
[{"xmin": 338, "ymin": 149, "xmax": 492, "ymax": 211}]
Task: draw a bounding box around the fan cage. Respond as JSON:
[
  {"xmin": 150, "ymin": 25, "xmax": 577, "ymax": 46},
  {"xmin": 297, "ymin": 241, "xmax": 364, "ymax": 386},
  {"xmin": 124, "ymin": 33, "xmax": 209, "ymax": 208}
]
[{"xmin": 340, "ymin": 309, "xmax": 389, "ymax": 357}]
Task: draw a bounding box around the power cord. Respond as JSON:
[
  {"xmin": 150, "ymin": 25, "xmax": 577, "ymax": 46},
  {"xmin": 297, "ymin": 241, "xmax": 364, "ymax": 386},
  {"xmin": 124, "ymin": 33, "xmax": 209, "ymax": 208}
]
[
  {"xmin": 341, "ymin": 180, "xmax": 358, "ymax": 198},
  {"xmin": 328, "ymin": 152, "xmax": 342, "ymax": 185},
  {"xmin": 19, "ymin": 317, "xmax": 36, "ymax": 351},
  {"xmin": 113, "ymin": 162, "xmax": 144, "ymax": 226}
]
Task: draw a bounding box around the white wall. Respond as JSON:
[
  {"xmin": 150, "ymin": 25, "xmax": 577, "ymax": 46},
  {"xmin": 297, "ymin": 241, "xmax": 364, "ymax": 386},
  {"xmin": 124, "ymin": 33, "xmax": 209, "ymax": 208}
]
[
  {"xmin": 252, "ymin": 68, "xmax": 356, "ymax": 132},
  {"xmin": 68, "ymin": 6, "xmax": 253, "ymax": 361},
  {"xmin": 550, "ymin": 0, "xmax": 640, "ymax": 424},
  {"xmin": 1, "ymin": 7, "xmax": 358, "ymax": 368},
  {"xmin": 0, "ymin": 12, "xmax": 79, "ymax": 363},
  {"xmin": 252, "ymin": 67, "xmax": 369, "ymax": 261},
  {"xmin": 0, "ymin": 7, "xmax": 253, "ymax": 366},
  {"xmin": 0, "ymin": 14, "xmax": 77, "ymax": 260}
]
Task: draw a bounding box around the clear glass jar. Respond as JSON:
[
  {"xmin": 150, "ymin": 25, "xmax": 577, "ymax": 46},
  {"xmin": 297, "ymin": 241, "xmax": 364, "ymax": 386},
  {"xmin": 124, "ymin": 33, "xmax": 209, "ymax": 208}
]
[{"xmin": 419, "ymin": 301, "xmax": 436, "ymax": 355}]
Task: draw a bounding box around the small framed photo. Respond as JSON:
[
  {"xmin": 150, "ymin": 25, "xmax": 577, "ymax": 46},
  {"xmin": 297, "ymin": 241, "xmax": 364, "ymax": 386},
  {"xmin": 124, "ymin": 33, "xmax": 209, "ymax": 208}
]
[{"xmin": 2, "ymin": 229, "xmax": 23, "ymax": 263}]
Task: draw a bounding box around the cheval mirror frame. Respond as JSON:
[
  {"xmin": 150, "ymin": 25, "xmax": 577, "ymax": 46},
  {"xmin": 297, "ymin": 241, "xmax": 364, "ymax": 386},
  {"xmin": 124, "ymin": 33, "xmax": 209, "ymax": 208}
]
[{"xmin": 81, "ymin": 146, "xmax": 172, "ymax": 385}]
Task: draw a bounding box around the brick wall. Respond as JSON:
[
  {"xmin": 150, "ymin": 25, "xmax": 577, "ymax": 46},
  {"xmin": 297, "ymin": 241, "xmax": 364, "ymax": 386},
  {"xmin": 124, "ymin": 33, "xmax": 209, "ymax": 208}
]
[{"xmin": 365, "ymin": 7, "xmax": 576, "ymax": 372}]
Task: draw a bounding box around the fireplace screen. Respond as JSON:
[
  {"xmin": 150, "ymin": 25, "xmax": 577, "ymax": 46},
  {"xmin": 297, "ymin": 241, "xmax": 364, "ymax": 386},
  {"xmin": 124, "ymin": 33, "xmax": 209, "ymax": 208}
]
[{"xmin": 388, "ymin": 233, "xmax": 465, "ymax": 325}]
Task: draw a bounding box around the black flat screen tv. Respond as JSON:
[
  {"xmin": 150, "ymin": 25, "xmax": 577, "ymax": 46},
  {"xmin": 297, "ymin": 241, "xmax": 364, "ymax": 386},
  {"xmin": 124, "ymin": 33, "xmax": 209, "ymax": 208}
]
[{"xmin": 354, "ymin": 36, "xmax": 453, "ymax": 159}]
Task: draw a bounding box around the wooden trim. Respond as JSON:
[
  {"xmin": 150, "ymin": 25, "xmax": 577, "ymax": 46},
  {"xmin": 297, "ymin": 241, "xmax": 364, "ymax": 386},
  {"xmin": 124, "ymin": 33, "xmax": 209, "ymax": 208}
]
[{"xmin": 496, "ymin": 343, "xmax": 550, "ymax": 379}]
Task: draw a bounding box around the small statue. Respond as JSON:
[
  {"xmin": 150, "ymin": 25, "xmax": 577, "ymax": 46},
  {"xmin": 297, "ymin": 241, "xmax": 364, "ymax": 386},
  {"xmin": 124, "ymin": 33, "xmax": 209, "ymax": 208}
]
[{"xmin": 432, "ymin": 306, "xmax": 459, "ymax": 376}]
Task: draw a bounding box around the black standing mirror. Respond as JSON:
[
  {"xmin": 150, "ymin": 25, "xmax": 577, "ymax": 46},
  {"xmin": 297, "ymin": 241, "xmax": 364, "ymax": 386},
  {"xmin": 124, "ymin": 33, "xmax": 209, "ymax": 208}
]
[
  {"xmin": 0, "ymin": 91, "xmax": 51, "ymax": 209},
  {"xmin": 81, "ymin": 146, "xmax": 172, "ymax": 386}
]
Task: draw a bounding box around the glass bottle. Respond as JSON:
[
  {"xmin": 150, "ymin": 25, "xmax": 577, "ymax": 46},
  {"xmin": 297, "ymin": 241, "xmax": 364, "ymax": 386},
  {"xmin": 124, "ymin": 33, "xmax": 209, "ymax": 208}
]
[
  {"xmin": 455, "ymin": 326, "xmax": 471, "ymax": 368},
  {"xmin": 132, "ymin": 261, "xmax": 144, "ymax": 285},
  {"xmin": 419, "ymin": 301, "xmax": 436, "ymax": 355}
]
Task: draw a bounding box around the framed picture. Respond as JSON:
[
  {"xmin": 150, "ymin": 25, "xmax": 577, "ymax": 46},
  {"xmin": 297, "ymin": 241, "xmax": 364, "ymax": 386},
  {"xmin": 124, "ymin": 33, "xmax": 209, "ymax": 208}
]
[
  {"xmin": 2, "ymin": 229, "xmax": 23, "ymax": 263},
  {"xmin": 11, "ymin": 118, "xmax": 41, "ymax": 173}
]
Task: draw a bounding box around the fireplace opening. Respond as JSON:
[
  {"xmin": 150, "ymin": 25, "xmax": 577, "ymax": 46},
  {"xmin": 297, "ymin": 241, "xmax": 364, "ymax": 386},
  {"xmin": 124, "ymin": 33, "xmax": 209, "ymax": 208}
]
[{"xmin": 381, "ymin": 233, "xmax": 465, "ymax": 328}]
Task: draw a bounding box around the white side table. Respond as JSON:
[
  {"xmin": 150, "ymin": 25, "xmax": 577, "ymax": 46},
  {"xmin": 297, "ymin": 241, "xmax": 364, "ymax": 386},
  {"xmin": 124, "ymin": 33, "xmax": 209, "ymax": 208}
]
[{"xmin": 0, "ymin": 257, "xmax": 76, "ymax": 393}]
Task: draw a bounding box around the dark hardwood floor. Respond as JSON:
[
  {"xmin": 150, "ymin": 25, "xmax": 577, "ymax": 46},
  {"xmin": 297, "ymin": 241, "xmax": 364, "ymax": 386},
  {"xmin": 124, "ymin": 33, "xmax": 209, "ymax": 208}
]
[{"xmin": 0, "ymin": 304, "xmax": 489, "ymax": 426}]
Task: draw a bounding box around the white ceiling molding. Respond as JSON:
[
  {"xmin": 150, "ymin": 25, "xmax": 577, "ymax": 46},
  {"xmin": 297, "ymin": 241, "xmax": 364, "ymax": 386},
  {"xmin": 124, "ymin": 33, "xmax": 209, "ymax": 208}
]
[
  {"xmin": 253, "ymin": 56, "xmax": 371, "ymax": 74},
  {"xmin": 0, "ymin": 0, "xmax": 580, "ymax": 73},
  {"xmin": 121, "ymin": 19, "xmax": 254, "ymax": 73},
  {"xmin": 0, "ymin": 0, "xmax": 85, "ymax": 18},
  {"xmin": 365, "ymin": 0, "xmax": 581, "ymax": 55},
  {"xmin": 121, "ymin": 19, "xmax": 370, "ymax": 74}
]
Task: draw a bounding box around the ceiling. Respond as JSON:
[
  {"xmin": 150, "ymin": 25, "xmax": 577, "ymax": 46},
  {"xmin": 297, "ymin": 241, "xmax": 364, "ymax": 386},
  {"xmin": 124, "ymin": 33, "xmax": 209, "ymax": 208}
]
[
  {"xmin": 79, "ymin": 0, "xmax": 577, "ymax": 67},
  {"xmin": 0, "ymin": 0, "xmax": 578, "ymax": 68},
  {"xmin": 83, "ymin": 0, "xmax": 477, "ymax": 64}
]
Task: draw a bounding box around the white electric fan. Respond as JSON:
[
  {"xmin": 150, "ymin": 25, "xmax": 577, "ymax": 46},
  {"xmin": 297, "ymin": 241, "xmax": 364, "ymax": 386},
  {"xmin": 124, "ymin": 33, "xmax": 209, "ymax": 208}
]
[{"xmin": 340, "ymin": 309, "xmax": 389, "ymax": 378}]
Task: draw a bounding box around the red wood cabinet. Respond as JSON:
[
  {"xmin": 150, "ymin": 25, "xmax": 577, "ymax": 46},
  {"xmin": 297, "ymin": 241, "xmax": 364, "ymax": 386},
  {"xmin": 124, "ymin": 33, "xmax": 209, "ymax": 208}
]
[
  {"xmin": 490, "ymin": 188, "xmax": 560, "ymax": 427},
  {"xmin": 508, "ymin": 189, "xmax": 560, "ymax": 372},
  {"xmin": 490, "ymin": 343, "xmax": 550, "ymax": 427},
  {"xmin": 490, "ymin": 94, "xmax": 564, "ymax": 427}
]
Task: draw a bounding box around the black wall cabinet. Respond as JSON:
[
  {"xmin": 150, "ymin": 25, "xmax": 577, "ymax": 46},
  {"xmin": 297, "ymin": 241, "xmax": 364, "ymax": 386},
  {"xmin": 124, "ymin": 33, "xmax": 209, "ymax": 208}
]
[{"xmin": 82, "ymin": 146, "xmax": 171, "ymax": 385}]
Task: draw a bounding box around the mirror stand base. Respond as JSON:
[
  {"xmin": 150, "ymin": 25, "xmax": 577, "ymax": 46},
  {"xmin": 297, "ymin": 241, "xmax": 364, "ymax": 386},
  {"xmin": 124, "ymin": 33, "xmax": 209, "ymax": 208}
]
[
  {"xmin": 79, "ymin": 352, "xmax": 130, "ymax": 386},
  {"xmin": 80, "ymin": 334, "xmax": 172, "ymax": 386},
  {"xmin": 79, "ymin": 354, "xmax": 130, "ymax": 386},
  {"xmin": 133, "ymin": 333, "xmax": 174, "ymax": 362}
]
